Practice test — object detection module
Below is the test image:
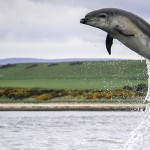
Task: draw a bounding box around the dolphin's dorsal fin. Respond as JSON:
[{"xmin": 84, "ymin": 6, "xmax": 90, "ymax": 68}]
[
  {"xmin": 115, "ymin": 25, "xmax": 135, "ymax": 36},
  {"xmin": 106, "ymin": 33, "xmax": 113, "ymax": 55}
]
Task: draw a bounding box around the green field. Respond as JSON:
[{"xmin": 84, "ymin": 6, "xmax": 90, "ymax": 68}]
[{"xmin": 0, "ymin": 60, "xmax": 148, "ymax": 90}]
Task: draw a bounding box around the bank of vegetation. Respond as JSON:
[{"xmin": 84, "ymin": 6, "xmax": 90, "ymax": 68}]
[
  {"xmin": 0, "ymin": 84, "xmax": 147, "ymax": 103},
  {"xmin": 0, "ymin": 60, "xmax": 148, "ymax": 103}
]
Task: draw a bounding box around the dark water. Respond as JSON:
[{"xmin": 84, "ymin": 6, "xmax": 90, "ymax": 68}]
[{"xmin": 0, "ymin": 111, "xmax": 143, "ymax": 150}]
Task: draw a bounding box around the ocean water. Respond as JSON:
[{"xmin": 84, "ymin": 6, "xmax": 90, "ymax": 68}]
[{"xmin": 0, "ymin": 111, "xmax": 144, "ymax": 150}]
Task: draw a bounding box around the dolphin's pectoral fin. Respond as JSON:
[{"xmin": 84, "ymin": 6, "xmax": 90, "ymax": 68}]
[
  {"xmin": 106, "ymin": 33, "xmax": 113, "ymax": 55},
  {"xmin": 115, "ymin": 26, "xmax": 135, "ymax": 36}
]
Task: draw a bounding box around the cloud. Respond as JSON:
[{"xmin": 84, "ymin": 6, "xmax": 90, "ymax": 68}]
[
  {"xmin": 0, "ymin": 38, "xmax": 142, "ymax": 60},
  {"xmin": 0, "ymin": 0, "xmax": 150, "ymax": 42},
  {"xmin": 0, "ymin": 0, "xmax": 90, "ymax": 42}
]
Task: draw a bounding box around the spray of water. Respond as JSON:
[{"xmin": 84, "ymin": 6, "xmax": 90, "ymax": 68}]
[
  {"xmin": 124, "ymin": 59, "xmax": 150, "ymax": 150},
  {"xmin": 145, "ymin": 59, "xmax": 150, "ymax": 102}
]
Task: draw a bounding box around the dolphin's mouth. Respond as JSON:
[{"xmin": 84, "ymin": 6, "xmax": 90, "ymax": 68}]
[{"xmin": 80, "ymin": 18, "xmax": 90, "ymax": 24}]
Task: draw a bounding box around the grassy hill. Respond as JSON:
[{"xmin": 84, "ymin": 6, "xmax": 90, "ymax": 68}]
[{"xmin": 0, "ymin": 60, "xmax": 148, "ymax": 90}]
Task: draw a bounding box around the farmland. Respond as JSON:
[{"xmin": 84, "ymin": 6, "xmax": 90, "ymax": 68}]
[{"xmin": 0, "ymin": 60, "xmax": 147, "ymax": 90}]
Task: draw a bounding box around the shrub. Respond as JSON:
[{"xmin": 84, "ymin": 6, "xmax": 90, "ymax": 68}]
[
  {"xmin": 123, "ymin": 86, "xmax": 133, "ymax": 90},
  {"xmin": 87, "ymin": 91, "xmax": 102, "ymax": 99},
  {"xmin": 0, "ymin": 64, "xmax": 16, "ymax": 69},
  {"xmin": 101, "ymin": 91, "xmax": 113, "ymax": 99},
  {"xmin": 34, "ymin": 93, "xmax": 53, "ymax": 100},
  {"xmin": 47, "ymin": 63, "xmax": 58, "ymax": 67},
  {"xmin": 56, "ymin": 90, "xmax": 68, "ymax": 97},
  {"xmin": 87, "ymin": 89, "xmax": 137, "ymax": 100},
  {"xmin": 7, "ymin": 89, "xmax": 30, "ymax": 99},
  {"xmin": 112, "ymin": 89, "xmax": 136, "ymax": 99},
  {"xmin": 0, "ymin": 89, "xmax": 6, "ymax": 97},
  {"xmin": 134, "ymin": 84, "xmax": 147, "ymax": 92},
  {"xmin": 25, "ymin": 64, "xmax": 38, "ymax": 69},
  {"xmin": 68, "ymin": 62, "xmax": 83, "ymax": 66}
]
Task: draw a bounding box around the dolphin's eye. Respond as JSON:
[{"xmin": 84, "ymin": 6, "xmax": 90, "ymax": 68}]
[{"xmin": 98, "ymin": 14, "xmax": 106, "ymax": 18}]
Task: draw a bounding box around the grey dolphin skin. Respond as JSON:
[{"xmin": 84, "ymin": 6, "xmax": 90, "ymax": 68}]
[{"xmin": 80, "ymin": 8, "xmax": 150, "ymax": 59}]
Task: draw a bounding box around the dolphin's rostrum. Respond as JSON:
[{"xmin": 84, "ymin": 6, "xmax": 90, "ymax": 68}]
[{"xmin": 80, "ymin": 8, "xmax": 150, "ymax": 59}]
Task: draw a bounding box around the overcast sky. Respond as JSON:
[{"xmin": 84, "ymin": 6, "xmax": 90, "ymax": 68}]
[{"xmin": 0, "ymin": 0, "xmax": 150, "ymax": 59}]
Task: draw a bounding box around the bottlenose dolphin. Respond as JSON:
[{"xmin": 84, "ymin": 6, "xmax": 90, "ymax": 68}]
[{"xmin": 80, "ymin": 8, "xmax": 150, "ymax": 59}]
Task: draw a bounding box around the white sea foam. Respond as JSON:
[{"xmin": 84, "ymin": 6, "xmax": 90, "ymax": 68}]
[
  {"xmin": 124, "ymin": 59, "xmax": 150, "ymax": 150},
  {"xmin": 124, "ymin": 104, "xmax": 150, "ymax": 150},
  {"xmin": 145, "ymin": 59, "xmax": 150, "ymax": 102}
]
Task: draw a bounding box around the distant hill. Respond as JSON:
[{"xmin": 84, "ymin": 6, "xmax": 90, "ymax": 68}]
[
  {"xmin": 0, "ymin": 60, "xmax": 147, "ymax": 89},
  {"xmin": 0, "ymin": 58, "xmax": 126, "ymax": 65}
]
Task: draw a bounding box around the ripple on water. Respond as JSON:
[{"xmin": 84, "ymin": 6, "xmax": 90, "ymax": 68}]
[{"xmin": 0, "ymin": 111, "xmax": 143, "ymax": 150}]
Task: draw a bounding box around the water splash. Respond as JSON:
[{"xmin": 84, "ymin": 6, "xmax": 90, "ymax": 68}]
[
  {"xmin": 124, "ymin": 104, "xmax": 150, "ymax": 150},
  {"xmin": 145, "ymin": 59, "xmax": 150, "ymax": 102},
  {"xmin": 124, "ymin": 59, "xmax": 150, "ymax": 150}
]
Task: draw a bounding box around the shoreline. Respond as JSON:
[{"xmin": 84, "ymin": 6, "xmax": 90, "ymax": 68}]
[{"xmin": 0, "ymin": 103, "xmax": 146, "ymax": 111}]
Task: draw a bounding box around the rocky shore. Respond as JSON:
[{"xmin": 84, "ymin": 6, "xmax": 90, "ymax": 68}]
[{"xmin": 0, "ymin": 103, "xmax": 146, "ymax": 111}]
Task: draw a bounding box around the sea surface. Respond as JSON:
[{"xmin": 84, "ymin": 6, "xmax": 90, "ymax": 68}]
[{"xmin": 0, "ymin": 111, "xmax": 145, "ymax": 150}]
